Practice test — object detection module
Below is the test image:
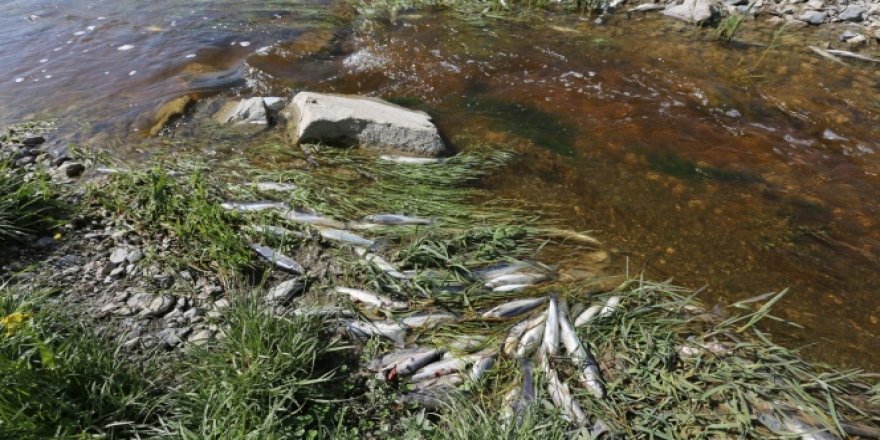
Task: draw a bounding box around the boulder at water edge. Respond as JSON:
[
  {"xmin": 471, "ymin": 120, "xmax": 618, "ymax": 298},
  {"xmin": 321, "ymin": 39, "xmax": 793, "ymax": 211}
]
[
  {"xmin": 213, "ymin": 97, "xmax": 286, "ymax": 134},
  {"xmin": 285, "ymin": 92, "xmax": 447, "ymax": 157},
  {"xmin": 663, "ymin": 0, "xmax": 718, "ymax": 23}
]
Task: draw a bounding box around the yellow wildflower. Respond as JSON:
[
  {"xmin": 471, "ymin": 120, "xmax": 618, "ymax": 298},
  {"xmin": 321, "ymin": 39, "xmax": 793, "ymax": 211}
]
[{"xmin": 0, "ymin": 311, "xmax": 31, "ymax": 336}]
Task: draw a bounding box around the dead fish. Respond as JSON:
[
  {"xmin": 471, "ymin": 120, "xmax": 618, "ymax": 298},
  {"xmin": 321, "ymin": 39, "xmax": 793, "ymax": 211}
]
[
  {"xmin": 542, "ymin": 358, "xmax": 588, "ymax": 426},
  {"xmin": 343, "ymin": 319, "xmax": 406, "ymax": 347},
  {"xmin": 482, "ymin": 297, "xmax": 547, "ymax": 319},
  {"xmin": 484, "ymin": 272, "xmax": 549, "ymax": 289},
  {"xmin": 825, "ymin": 49, "xmax": 880, "ymax": 64},
  {"xmin": 400, "ymin": 312, "xmax": 457, "ymax": 329},
  {"xmin": 379, "ymin": 155, "xmax": 446, "ymax": 165},
  {"xmin": 474, "ymin": 261, "xmax": 536, "ymax": 281},
  {"xmin": 558, "ymin": 299, "xmax": 605, "ymax": 399},
  {"xmin": 511, "ymin": 357, "xmax": 536, "ymax": 424},
  {"xmin": 361, "ymin": 214, "xmax": 433, "ymax": 226},
  {"xmin": 411, "ymin": 354, "xmax": 473, "ymax": 382},
  {"xmin": 628, "ymin": 3, "xmax": 665, "ymax": 12},
  {"xmin": 382, "ymin": 348, "xmax": 446, "ymax": 381},
  {"xmin": 493, "ymin": 284, "xmax": 530, "ymax": 292},
  {"xmin": 281, "ymin": 209, "xmax": 345, "ymax": 229},
  {"xmin": 317, "ymin": 228, "xmax": 374, "ymax": 247},
  {"xmin": 334, "ymin": 287, "xmax": 408, "ymax": 310},
  {"xmin": 367, "ymin": 347, "xmax": 432, "ymax": 371},
  {"xmin": 544, "ymin": 228, "xmax": 602, "ymax": 246},
  {"xmin": 503, "ymin": 319, "xmax": 532, "ymax": 355},
  {"xmin": 414, "ymin": 373, "xmax": 463, "ymax": 390},
  {"xmin": 222, "ymin": 201, "xmax": 288, "ymax": 212},
  {"xmin": 250, "ymin": 244, "xmax": 304, "ymax": 273},
  {"xmin": 469, "ymin": 352, "xmax": 496, "ymax": 381},
  {"xmin": 255, "ymin": 181, "xmax": 297, "ymax": 192},
  {"xmin": 542, "ymin": 296, "xmax": 560, "ymax": 358},
  {"xmin": 677, "ymin": 340, "xmax": 731, "ymax": 357},
  {"xmin": 446, "ymin": 335, "xmax": 487, "ymax": 352},
  {"xmin": 247, "ymin": 225, "xmax": 307, "ymax": 239},
  {"xmin": 354, "ymin": 247, "xmax": 409, "ymax": 279},
  {"xmin": 755, "ymin": 403, "xmax": 839, "ymax": 440},
  {"xmin": 574, "ymin": 304, "xmax": 601, "ymax": 327},
  {"xmin": 516, "ymin": 315, "xmax": 546, "ymax": 358},
  {"xmin": 808, "ymin": 46, "xmax": 848, "ymax": 66},
  {"xmin": 599, "ymin": 296, "xmax": 622, "ymax": 318}
]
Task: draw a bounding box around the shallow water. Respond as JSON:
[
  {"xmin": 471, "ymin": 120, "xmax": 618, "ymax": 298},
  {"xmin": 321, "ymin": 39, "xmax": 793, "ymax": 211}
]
[{"xmin": 1, "ymin": 3, "xmax": 878, "ymax": 368}]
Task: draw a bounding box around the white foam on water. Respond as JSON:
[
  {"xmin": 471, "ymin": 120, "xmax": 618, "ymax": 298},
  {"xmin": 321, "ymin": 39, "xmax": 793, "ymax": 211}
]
[
  {"xmin": 39, "ymin": 58, "xmax": 48, "ymax": 63},
  {"xmin": 45, "ymin": 75, "xmax": 52, "ymax": 79},
  {"xmin": 239, "ymin": 41, "xmax": 250, "ymax": 47},
  {"xmin": 118, "ymin": 44, "xmax": 134, "ymax": 51},
  {"xmin": 185, "ymin": 54, "xmax": 195, "ymax": 58},
  {"xmin": 14, "ymin": 78, "xmax": 24, "ymax": 83},
  {"xmin": 87, "ymin": 25, "xmax": 95, "ymax": 31},
  {"xmin": 128, "ymin": 70, "xmax": 136, "ymax": 76},
  {"xmin": 74, "ymin": 31, "xmax": 85, "ymax": 36}
]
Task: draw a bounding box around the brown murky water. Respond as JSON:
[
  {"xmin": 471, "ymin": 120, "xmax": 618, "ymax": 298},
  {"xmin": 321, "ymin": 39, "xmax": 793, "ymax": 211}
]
[{"xmin": 2, "ymin": 2, "xmax": 878, "ymax": 368}]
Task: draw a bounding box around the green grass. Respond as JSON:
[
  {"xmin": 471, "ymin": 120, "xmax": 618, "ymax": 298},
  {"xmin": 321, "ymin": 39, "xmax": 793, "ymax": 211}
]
[
  {"xmin": 90, "ymin": 165, "xmax": 254, "ymax": 276},
  {"xmin": 0, "ymin": 161, "xmax": 65, "ymax": 243}
]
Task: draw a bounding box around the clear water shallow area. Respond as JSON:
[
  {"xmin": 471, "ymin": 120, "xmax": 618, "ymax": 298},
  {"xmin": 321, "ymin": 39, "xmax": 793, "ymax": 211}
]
[{"xmin": 1, "ymin": 0, "xmax": 878, "ymax": 369}]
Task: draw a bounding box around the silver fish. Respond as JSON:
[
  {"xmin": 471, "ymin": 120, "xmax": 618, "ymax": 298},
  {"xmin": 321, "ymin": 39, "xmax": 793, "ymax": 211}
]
[
  {"xmin": 412, "ymin": 355, "xmax": 472, "ymax": 382},
  {"xmin": 542, "ymin": 296, "xmax": 560, "ymax": 358},
  {"xmin": 574, "ymin": 304, "xmax": 602, "ymax": 327},
  {"xmin": 599, "ymin": 296, "xmax": 622, "ymax": 318},
  {"xmin": 400, "ymin": 312, "xmax": 457, "ymax": 329},
  {"xmin": 492, "ymin": 284, "xmax": 531, "ymax": 293},
  {"xmin": 446, "ymin": 335, "xmax": 487, "ymax": 352},
  {"xmin": 367, "ymin": 347, "xmax": 430, "ymax": 371},
  {"xmin": 516, "ymin": 316, "xmax": 546, "ymax": 358},
  {"xmin": 559, "ymin": 299, "xmax": 605, "ymax": 399},
  {"xmin": 354, "ymin": 247, "xmax": 409, "ymax": 279},
  {"xmin": 222, "ymin": 201, "xmax": 288, "ymax": 212},
  {"xmin": 510, "ymin": 357, "xmax": 536, "ymax": 426},
  {"xmin": 343, "ymin": 319, "xmax": 406, "ymax": 347},
  {"xmin": 414, "ymin": 373, "xmax": 463, "ymax": 390},
  {"xmin": 826, "ymin": 49, "xmax": 880, "ymax": 64},
  {"xmin": 361, "ymin": 214, "xmax": 433, "ymax": 226},
  {"xmin": 247, "ymin": 224, "xmax": 306, "ymax": 239},
  {"xmin": 379, "ymin": 155, "xmax": 446, "ymax": 165},
  {"xmin": 484, "ymin": 272, "xmax": 549, "ymax": 289},
  {"xmin": 469, "ymin": 352, "xmax": 496, "ymax": 382},
  {"xmin": 256, "ymin": 181, "xmax": 297, "ymax": 192},
  {"xmin": 281, "ymin": 209, "xmax": 345, "ymax": 229},
  {"xmin": 334, "ymin": 287, "xmax": 408, "ymax": 310},
  {"xmin": 628, "ymin": 3, "xmax": 665, "ymax": 12},
  {"xmin": 756, "ymin": 403, "xmax": 839, "ymax": 440},
  {"xmin": 542, "ymin": 357, "xmax": 588, "ymax": 426},
  {"xmin": 503, "ymin": 319, "xmax": 531, "ymax": 356},
  {"xmin": 318, "ymin": 228, "xmax": 375, "ymax": 247},
  {"xmin": 482, "ymin": 297, "xmax": 547, "ymax": 319},
  {"xmin": 293, "ymin": 306, "xmax": 355, "ymax": 319},
  {"xmin": 475, "ymin": 261, "xmax": 534, "ymax": 281},
  {"xmin": 394, "ymin": 349, "xmax": 446, "ymax": 378},
  {"xmin": 250, "ymin": 244, "xmax": 304, "ymax": 273}
]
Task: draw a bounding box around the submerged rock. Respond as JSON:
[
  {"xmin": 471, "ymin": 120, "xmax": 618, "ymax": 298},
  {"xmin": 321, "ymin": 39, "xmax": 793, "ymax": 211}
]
[
  {"xmin": 663, "ymin": 0, "xmax": 718, "ymax": 23},
  {"xmin": 149, "ymin": 95, "xmax": 193, "ymax": 136},
  {"xmin": 213, "ymin": 97, "xmax": 284, "ymax": 132},
  {"xmin": 798, "ymin": 10, "xmax": 826, "ymax": 25},
  {"xmin": 285, "ymin": 92, "xmax": 447, "ymax": 157}
]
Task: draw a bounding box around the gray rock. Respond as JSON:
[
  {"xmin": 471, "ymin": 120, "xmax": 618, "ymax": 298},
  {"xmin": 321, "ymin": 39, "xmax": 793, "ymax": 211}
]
[
  {"xmin": 143, "ymin": 295, "xmax": 177, "ymax": 317},
  {"xmin": 58, "ymin": 161, "xmax": 85, "ymax": 178},
  {"xmin": 266, "ymin": 279, "xmax": 304, "ymax": 304},
  {"xmin": 839, "ymin": 5, "xmax": 864, "ymax": 21},
  {"xmin": 805, "ymin": 0, "xmax": 823, "ymax": 9},
  {"xmin": 109, "ymin": 247, "xmax": 129, "ymax": 265},
  {"xmin": 847, "ymin": 34, "xmax": 868, "ymax": 46},
  {"xmin": 15, "ymin": 155, "xmax": 35, "ymax": 167},
  {"xmin": 213, "ymin": 97, "xmax": 276, "ymax": 129},
  {"xmin": 109, "ymin": 265, "xmax": 126, "ymax": 278},
  {"xmin": 187, "ymin": 328, "xmax": 214, "ymax": 345},
  {"xmin": 97, "ymin": 262, "xmax": 115, "ymax": 278},
  {"xmin": 663, "ymin": 0, "xmax": 718, "ymax": 22},
  {"xmin": 798, "ymin": 10, "xmax": 826, "ymax": 24},
  {"xmin": 22, "ymin": 134, "xmax": 45, "ymax": 146},
  {"xmin": 286, "ymin": 92, "xmax": 447, "ymax": 157},
  {"xmin": 158, "ymin": 327, "xmax": 191, "ymax": 348},
  {"xmin": 35, "ymin": 236, "xmax": 55, "ymax": 248}
]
